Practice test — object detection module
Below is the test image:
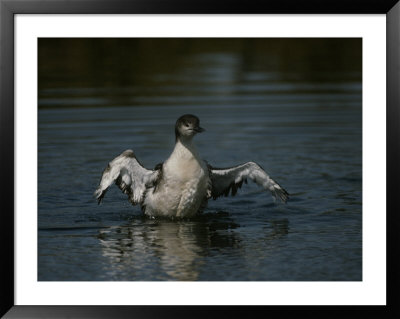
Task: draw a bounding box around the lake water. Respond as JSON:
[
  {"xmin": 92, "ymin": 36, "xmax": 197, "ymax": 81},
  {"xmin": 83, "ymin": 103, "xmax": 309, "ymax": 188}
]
[{"xmin": 38, "ymin": 39, "xmax": 362, "ymax": 281}]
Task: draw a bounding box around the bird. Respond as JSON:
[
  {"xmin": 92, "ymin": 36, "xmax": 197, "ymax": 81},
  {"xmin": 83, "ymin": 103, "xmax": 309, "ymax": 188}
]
[{"xmin": 94, "ymin": 114, "xmax": 288, "ymax": 218}]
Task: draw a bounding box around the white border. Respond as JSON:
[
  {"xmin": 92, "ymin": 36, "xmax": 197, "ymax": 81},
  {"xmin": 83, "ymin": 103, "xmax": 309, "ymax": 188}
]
[{"xmin": 15, "ymin": 15, "xmax": 386, "ymax": 305}]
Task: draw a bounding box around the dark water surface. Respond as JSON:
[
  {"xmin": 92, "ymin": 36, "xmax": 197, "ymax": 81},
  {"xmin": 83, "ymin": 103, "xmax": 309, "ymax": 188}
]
[{"xmin": 38, "ymin": 39, "xmax": 362, "ymax": 281}]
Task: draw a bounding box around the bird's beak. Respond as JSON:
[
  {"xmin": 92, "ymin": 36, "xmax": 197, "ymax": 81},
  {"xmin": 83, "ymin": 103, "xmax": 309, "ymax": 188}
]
[{"xmin": 194, "ymin": 126, "xmax": 205, "ymax": 133}]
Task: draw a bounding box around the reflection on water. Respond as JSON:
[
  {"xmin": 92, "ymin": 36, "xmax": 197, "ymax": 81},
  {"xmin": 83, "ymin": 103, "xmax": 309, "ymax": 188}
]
[
  {"xmin": 38, "ymin": 38, "xmax": 362, "ymax": 281},
  {"xmin": 97, "ymin": 213, "xmax": 289, "ymax": 281},
  {"xmin": 38, "ymin": 38, "xmax": 361, "ymax": 109},
  {"xmin": 98, "ymin": 221, "xmax": 206, "ymax": 281}
]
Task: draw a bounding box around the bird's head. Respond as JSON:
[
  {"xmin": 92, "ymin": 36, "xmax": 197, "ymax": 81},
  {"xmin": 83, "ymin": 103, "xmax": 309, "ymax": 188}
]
[{"xmin": 175, "ymin": 114, "xmax": 205, "ymax": 141}]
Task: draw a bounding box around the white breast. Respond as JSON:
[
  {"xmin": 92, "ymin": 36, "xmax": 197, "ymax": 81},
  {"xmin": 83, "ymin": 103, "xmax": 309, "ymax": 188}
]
[{"xmin": 143, "ymin": 140, "xmax": 209, "ymax": 218}]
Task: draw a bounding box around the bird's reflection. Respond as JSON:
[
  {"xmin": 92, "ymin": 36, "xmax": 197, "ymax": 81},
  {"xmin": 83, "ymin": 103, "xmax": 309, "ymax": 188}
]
[
  {"xmin": 97, "ymin": 212, "xmax": 289, "ymax": 281},
  {"xmin": 264, "ymin": 219, "xmax": 290, "ymax": 240}
]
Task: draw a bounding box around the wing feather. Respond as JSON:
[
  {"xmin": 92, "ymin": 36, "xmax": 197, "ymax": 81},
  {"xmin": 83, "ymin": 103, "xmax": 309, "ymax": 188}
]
[
  {"xmin": 94, "ymin": 150, "xmax": 159, "ymax": 205},
  {"xmin": 209, "ymin": 162, "xmax": 288, "ymax": 203}
]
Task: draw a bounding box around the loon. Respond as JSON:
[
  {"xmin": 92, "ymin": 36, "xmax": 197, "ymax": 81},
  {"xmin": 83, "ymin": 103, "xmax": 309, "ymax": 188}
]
[{"xmin": 94, "ymin": 114, "xmax": 288, "ymax": 218}]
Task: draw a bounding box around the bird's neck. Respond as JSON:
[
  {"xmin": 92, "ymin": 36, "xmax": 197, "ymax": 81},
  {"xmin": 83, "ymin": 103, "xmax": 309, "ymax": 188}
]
[{"xmin": 172, "ymin": 137, "xmax": 198, "ymax": 160}]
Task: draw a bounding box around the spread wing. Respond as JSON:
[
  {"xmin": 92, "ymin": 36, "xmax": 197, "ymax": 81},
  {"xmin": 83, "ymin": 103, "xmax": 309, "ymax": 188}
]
[
  {"xmin": 94, "ymin": 150, "xmax": 160, "ymax": 205},
  {"xmin": 209, "ymin": 161, "xmax": 288, "ymax": 203}
]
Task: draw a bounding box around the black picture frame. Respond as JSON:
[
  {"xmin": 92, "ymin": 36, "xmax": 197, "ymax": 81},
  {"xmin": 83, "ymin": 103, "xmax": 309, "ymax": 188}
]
[{"xmin": 1, "ymin": 0, "xmax": 399, "ymax": 318}]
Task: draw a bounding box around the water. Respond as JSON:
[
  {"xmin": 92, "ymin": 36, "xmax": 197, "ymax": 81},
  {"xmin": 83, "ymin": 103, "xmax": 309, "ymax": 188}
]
[{"xmin": 38, "ymin": 39, "xmax": 362, "ymax": 281}]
